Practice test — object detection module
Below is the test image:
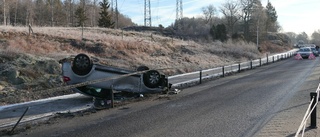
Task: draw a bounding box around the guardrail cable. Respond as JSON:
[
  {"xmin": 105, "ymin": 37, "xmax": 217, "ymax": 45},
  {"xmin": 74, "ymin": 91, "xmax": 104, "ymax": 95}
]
[
  {"xmin": 295, "ymin": 83, "xmax": 320, "ymax": 137},
  {"xmin": 295, "ymin": 97, "xmax": 315, "ymax": 137}
]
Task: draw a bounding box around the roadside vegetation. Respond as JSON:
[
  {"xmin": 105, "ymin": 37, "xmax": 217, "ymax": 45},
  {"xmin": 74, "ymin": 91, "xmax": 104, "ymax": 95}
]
[
  {"xmin": 0, "ymin": 0, "xmax": 307, "ymax": 105},
  {"xmin": 0, "ymin": 26, "xmax": 289, "ymax": 105}
]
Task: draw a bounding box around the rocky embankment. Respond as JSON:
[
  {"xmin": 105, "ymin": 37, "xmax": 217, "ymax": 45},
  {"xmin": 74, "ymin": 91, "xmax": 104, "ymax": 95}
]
[{"xmin": 0, "ymin": 53, "xmax": 71, "ymax": 105}]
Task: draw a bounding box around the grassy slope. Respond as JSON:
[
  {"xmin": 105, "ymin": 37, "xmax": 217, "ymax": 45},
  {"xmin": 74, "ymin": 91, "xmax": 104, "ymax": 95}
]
[{"xmin": 0, "ymin": 26, "xmax": 288, "ymax": 105}]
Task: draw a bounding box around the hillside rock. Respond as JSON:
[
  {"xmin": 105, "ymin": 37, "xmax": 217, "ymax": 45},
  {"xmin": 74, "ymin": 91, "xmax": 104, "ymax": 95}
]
[
  {"xmin": 267, "ymin": 33, "xmax": 291, "ymax": 46},
  {"xmin": 0, "ymin": 53, "xmax": 71, "ymax": 105}
]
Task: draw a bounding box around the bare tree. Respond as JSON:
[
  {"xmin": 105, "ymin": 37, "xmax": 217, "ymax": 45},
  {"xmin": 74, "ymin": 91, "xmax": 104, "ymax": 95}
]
[
  {"xmin": 3, "ymin": 0, "xmax": 6, "ymax": 25},
  {"xmin": 202, "ymin": 4, "xmax": 216, "ymax": 25},
  {"xmin": 50, "ymin": 0, "xmax": 54, "ymax": 26},
  {"xmin": 2, "ymin": 0, "xmax": 134, "ymax": 27},
  {"xmin": 296, "ymin": 32, "xmax": 309, "ymax": 44},
  {"xmin": 286, "ymin": 32, "xmax": 297, "ymax": 43},
  {"xmin": 14, "ymin": 0, "xmax": 18, "ymax": 26},
  {"xmin": 239, "ymin": 0, "xmax": 262, "ymax": 41},
  {"xmin": 34, "ymin": 0, "xmax": 45, "ymax": 26},
  {"xmin": 311, "ymin": 30, "xmax": 320, "ymax": 46},
  {"xmin": 220, "ymin": 0, "xmax": 240, "ymax": 35},
  {"xmin": 63, "ymin": 0, "xmax": 74, "ymax": 27},
  {"xmin": 240, "ymin": 0, "xmax": 253, "ymax": 41},
  {"xmin": 92, "ymin": 0, "xmax": 97, "ymax": 27},
  {"xmin": 24, "ymin": 0, "xmax": 34, "ymax": 26},
  {"xmin": 251, "ymin": 2, "xmax": 267, "ymax": 45}
]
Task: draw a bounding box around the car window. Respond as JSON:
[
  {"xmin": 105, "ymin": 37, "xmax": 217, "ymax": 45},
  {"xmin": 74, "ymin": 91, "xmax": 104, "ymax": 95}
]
[{"xmin": 302, "ymin": 48, "xmax": 310, "ymax": 51}]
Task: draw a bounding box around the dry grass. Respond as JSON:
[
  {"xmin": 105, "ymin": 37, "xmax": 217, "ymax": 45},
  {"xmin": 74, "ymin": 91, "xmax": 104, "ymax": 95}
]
[
  {"xmin": 259, "ymin": 41, "xmax": 291, "ymax": 53},
  {"xmin": 0, "ymin": 25, "xmax": 289, "ymax": 74},
  {"xmin": 0, "ymin": 25, "xmax": 294, "ymax": 105}
]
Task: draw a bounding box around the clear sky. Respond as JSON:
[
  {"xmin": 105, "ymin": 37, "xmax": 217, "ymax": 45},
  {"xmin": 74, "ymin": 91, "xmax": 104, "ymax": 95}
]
[{"xmin": 117, "ymin": 0, "xmax": 320, "ymax": 36}]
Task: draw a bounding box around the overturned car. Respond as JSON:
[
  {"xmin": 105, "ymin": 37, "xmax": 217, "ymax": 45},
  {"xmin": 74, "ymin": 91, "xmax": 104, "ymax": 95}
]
[{"xmin": 59, "ymin": 54, "xmax": 170, "ymax": 100}]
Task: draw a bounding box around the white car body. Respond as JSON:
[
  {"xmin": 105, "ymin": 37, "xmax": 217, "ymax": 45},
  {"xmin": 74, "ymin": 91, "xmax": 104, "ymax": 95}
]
[{"xmin": 60, "ymin": 54, "xmax": 169, "ymax": 99}]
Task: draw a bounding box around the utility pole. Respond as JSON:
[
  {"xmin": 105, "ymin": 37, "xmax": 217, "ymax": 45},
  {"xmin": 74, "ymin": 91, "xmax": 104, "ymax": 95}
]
[{"xmin": 144, "ymin": 0, "xmax": 151, "ymax": 27}]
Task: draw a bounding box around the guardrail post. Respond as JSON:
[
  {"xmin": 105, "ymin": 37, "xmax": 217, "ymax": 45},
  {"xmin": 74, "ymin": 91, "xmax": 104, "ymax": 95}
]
[
  {"xmin": 259, "ymin": 58, "xmax": 261, "ymax": 66},
  {"xmin": 267, "ymin": 54, "xmax": 269, "ymax": 64},
  {"xmin": 250, "ymin": 60, "xmax": 253, "ymax": 69},
  {"xmin": 238, "ymin": 63, "xmax": 241, "ymax": 73},
  {"xmin": 222, "ymin": 66, "xmax": 225, "ymax": 77},
  {"xmin": 273, "ymin": 56, "xmax": 274, "ymax": 63},
  {"xmin": 199, "ymin": 70, "xmax": 202, "ymax": 84},
  {"xmin": 310, "ymin": 92, "xmax": 317, "ymax": 128},
  {"xmin": 111, "ymin": 89, "xmax": 114, "ymax": 108}
]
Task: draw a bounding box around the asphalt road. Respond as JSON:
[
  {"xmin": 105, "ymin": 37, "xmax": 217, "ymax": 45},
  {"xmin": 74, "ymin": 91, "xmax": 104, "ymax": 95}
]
[{"xmin": 16, "ymin": 57, "xmax": 319, "ymax": 137}]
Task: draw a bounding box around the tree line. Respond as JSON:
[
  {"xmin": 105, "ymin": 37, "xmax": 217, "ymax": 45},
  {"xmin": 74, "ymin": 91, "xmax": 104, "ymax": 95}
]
[
  {"xmin": 0, "ymin": 0, "xmax": 135, "ymax": 28},
  {"xmin": 1, "ymin": 0, "xmax": 318, "ymax": 45},
  {"xmin": 286, "ymin": 31, "xmax": 320, "ymax": 47},
  {"xmin": 168, "ymin": 0, "xmax": 280, "ymax": 43},
  {"xmin": 169, "ymin": 0, "xmax": 319, "ymax": 46}
]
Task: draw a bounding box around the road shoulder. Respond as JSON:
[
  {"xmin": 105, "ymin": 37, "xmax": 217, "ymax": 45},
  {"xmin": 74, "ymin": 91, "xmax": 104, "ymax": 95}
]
[{"xmin": 256, "ymin": 62, "xmax": 320, "ymax": 137}]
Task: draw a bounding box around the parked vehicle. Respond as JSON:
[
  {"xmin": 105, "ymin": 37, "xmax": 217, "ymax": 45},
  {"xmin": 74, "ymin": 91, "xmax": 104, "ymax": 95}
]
[
  {"xmin": 59, "ymin": 54, "xmax": 170, "ymax": 100},
  {"xmin": 296, "ymin": 47, "xmax": 313, "ymax": 59},
  {"xmin": 310, "ymin": 47, "xmax": 319, "ymax": 56}
]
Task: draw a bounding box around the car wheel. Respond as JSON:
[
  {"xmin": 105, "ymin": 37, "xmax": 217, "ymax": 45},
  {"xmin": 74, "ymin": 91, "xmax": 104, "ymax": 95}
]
[
  {"xmin": 143, "ymin": 70, "xmax": 161, "ymax": 88},
  {"xmin": 93, "ymin": 98, "xmax": 110, "ymax": 110},
  {"xmin": 137, "ymin": 65, "xmax": 149, "ymax": 71},
  {"xmin": 72, "ymin": 53, "xmax": 93, "ymax": 76}
]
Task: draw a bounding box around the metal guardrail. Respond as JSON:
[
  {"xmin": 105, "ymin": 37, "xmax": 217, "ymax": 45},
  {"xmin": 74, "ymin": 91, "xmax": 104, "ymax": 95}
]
[
  {"xmin": 169, "ymin": 50, "xmax": 297, "ymax": 88},
  {"xmin": 37, "ymin": 50, "xmax": 296, "ymax": 94},
  {"xmin": 0, "ymin": 49, "xmax": 299, "ymax": 132},
  {"xmin": 295, "ymin": 84, "xmax": 320, "ymax": 137}
]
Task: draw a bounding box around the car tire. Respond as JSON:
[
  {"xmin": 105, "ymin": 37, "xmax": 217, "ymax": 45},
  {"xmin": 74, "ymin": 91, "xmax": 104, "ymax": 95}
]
[
  {"xmin": 137, "ymin": 65, "xmax": 149, "ymax": 71},
  {"xmin": 93, "ymin": 98, "xmax": 110, "ymax": 110},
  {"xmin": 143, "ymin": 70, "xmax": 161, "ymax": 88},
  {"xmin": 72, "ymin": 53, "xmax": 93, "ymax": 76}
]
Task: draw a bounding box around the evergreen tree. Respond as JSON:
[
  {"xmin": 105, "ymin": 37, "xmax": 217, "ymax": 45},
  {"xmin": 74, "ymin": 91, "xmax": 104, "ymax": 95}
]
[
  {"xmin": 266, "ymin": 2, "xmax": 278, "ymax": 22},
  {"xmin": 74, "ymin": 6, "xmax": 87, "ymax": 27},
  {"xmin": 216, "ymin": 24, "xmax": 227, "ymax": 42},
  {"xmin": 210, "ymin": 25, "xmax": 216, "ymax": 40},
  {"xmin": 210, "ymin": 24, "xmax": 227, "ymax": 42},
  {"xmin": 266, "ymin": 1, "xmax": 278, "ymax": 32},
  {"xmin": 98, "ymin": 0, "xmax": 114, "ymax": 28}
]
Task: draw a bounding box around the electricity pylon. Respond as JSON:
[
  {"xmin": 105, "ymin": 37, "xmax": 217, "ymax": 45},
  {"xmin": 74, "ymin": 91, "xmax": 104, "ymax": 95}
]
[{"xmin": 144, "ymin": 0, "xmax": 151, "ymax": 26}]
